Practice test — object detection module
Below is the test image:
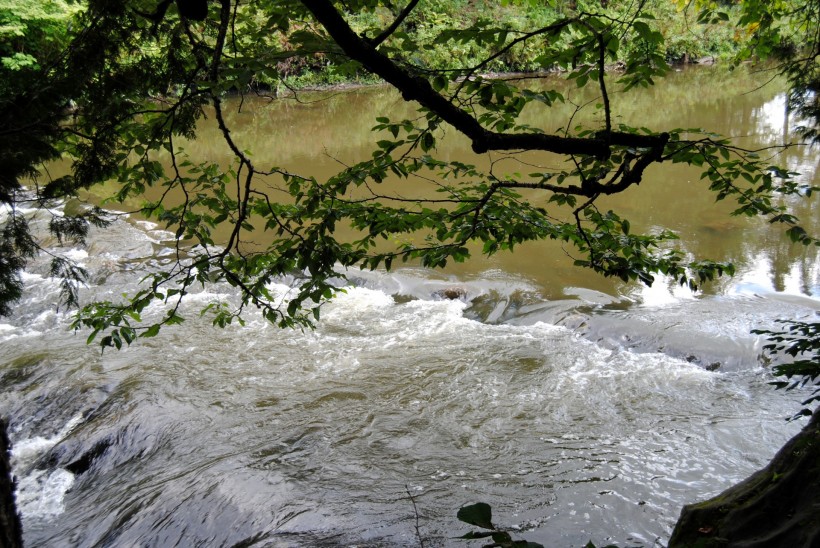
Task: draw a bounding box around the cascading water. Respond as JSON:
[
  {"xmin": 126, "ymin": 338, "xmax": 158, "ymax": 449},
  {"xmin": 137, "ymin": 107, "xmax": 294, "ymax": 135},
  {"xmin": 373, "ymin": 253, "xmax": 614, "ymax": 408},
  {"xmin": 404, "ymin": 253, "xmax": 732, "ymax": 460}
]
[
  {"xmin": 2, "ymin": 67, "xmax": 820, "ymax": 546},
  {"xmin": 1, "ymin": 206, "xmax": 816, "ymax": 547}
]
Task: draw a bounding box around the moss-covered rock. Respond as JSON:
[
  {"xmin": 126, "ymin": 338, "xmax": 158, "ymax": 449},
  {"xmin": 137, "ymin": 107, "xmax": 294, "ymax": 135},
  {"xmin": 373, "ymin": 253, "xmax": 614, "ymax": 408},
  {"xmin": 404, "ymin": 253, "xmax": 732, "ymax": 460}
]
[
  {"xmin": 669, "ymin": 410, "xmax": 820, "ymax": 547},
  {"xmin": 1, "ymin": 418, "xmax": 23, "ymax": 548}
]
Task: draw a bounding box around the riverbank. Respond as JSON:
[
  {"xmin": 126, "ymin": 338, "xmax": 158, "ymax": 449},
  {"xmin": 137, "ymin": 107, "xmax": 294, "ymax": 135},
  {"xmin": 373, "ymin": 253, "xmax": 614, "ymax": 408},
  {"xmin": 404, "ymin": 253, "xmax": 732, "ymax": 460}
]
[
  {"xmin": 249, "ymin": 54, "xmax": 721, "ymax": 98},
  {"xmin": 262, "ymin": 0, "xmax": 742, "ymax": 92}
]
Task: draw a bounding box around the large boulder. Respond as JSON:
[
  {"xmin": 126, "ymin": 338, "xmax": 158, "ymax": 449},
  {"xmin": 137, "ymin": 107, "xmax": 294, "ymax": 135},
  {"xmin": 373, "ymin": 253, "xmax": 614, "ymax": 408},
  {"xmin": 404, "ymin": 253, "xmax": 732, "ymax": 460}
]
[
  {"xmin": 1, "ymin": 418, "xmax": 23, "ymax": 548},
  {"xmin": 669, "ymin": 409, "xmax": 820, "ymax": 547}
]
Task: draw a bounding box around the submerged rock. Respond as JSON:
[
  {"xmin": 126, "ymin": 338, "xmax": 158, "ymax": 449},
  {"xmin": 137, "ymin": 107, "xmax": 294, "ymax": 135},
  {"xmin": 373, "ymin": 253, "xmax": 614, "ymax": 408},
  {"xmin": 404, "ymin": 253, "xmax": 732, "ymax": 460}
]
[
  {"xmin": 433, "ymin": 287, "xmax": 467, "ymax": 300},
  {"xmin": 1, "ymin": 418, "xmax": 24, "ymax": 548},
  {"xmin": 64, "ymin": 438, "xmax": 114, "ymax": 475},
  {"xmin": 669, "ymin": 409, "xmax": 820, "ymax": 547}
]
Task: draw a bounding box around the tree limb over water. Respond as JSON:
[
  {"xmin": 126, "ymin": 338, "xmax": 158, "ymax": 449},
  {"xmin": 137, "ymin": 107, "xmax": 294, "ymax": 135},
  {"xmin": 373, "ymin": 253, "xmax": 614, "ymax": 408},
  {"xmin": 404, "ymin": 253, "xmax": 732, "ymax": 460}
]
[
  {"xmin": 0, "ymin": 0, "xmax": 816, "ymax": 336},
  {"xmin": 1, "ymin": 1, "xmax": 820, "ymax": 545}
]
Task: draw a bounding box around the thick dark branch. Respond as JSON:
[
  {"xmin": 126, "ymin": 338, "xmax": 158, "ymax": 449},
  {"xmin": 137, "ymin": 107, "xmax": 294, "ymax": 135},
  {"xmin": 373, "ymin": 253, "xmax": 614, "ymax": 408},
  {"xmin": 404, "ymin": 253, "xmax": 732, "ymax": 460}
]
[
  {"xmin": 599, "ymin": 132, "xmax": 669, "ymax": 191},
  {"xmin": 497, "ymin": 132, "xmax": 669, "ymax": 196},
  {"xmin": 210, "ymin": 0, "xmax": 232, "ymax": 81},
  {"xmin": 368, "ymin": 0, "xmax": 420, "ymax": 48},
  {"xmin": 302, "ymin": 1, "xmax": 669, "ymax": 158},
  {"xmin": 473, "ymin": 131, "xmax": 606, "ymax": 155},
  {"xmin": 301, "ymin": 0, "xmax": 617, "ymax": 158},
  {"xmin": 597, "ymin": 33, "xmax": 611, "ymax": 133}
]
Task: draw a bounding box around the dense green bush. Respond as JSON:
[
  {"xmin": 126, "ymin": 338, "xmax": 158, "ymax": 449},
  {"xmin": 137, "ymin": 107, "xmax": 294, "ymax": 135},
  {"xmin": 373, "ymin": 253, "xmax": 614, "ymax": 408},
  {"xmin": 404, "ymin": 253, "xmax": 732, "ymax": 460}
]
[
  {"xmin": 0, "ymin": 0, "xmax": 748, "ymax": 93},
  {"xmin": 272, "ymin": 0, "xmax": 748, "ymax": 87},
  {"xmin": 0, "ymin": 0, "xmax": 81, "ymax": 73}
]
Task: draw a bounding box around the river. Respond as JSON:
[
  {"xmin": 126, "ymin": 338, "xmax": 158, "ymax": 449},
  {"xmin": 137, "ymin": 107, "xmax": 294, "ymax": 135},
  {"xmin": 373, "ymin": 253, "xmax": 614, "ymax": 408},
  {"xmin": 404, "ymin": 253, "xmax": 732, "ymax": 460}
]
[{"xmin": 1, "ymin": 66, "xmax": 819, "ymax": 547}]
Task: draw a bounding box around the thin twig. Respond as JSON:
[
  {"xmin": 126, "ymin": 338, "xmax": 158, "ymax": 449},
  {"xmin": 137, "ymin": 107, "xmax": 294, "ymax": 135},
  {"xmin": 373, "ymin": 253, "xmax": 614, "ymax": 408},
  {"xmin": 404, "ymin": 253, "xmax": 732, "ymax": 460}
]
[{"xmin": 405, "ymin": 485, "xmax": 425, "ymax": 548}]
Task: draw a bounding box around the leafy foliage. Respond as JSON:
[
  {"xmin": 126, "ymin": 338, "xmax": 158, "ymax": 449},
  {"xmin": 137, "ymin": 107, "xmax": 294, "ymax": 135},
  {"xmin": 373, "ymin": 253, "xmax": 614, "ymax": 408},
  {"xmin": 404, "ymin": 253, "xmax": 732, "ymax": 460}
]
[
  {"xmin": 0, "ymin": 0, "xmax": 82, "ymax": 72},
  {"xmin": 753, "ymin": 320, "xmax": 820, "ymax": 420},
  {"xmin": 0, "ymin": 0, "xmax": 817, "ymax": 346}
]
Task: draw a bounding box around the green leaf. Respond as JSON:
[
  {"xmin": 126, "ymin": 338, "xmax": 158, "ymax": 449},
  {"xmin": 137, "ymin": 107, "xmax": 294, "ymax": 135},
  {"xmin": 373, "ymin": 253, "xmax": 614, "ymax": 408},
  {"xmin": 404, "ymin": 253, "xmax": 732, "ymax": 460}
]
[
  {"xmin": 432, "ymin": 74, "xmax": 447, "ymax": 92},
  {"xmin": 141, "ymin": 324, "xmax": 161, "ymax": 338},
  {"xmin": 787, "ymin": 226, "xmax": 807, "ymax": 243},
  {"xmin": 421, "ymin": 132, "xmax": 435, "ymax": 152}
]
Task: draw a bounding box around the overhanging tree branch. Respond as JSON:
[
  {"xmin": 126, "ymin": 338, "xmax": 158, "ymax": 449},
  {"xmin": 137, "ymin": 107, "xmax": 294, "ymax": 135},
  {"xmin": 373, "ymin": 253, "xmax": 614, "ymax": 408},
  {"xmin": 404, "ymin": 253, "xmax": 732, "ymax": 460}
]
[{"xmin": 299, "ymin": 0, "xmax": 666, "ymax": 159}]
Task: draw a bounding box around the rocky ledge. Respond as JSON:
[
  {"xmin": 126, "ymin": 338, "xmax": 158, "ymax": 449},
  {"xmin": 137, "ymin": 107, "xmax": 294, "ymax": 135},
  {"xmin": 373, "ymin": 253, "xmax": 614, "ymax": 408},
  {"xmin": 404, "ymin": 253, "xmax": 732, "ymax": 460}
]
[{"xmin": 669, "ymin": 409, "xmax": 820, "ymax": 547}]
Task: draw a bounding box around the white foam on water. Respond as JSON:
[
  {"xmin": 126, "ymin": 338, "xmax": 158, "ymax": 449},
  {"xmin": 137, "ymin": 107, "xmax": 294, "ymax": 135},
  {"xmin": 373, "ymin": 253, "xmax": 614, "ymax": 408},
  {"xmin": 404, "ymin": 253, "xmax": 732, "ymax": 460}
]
[
  {"xmin": 15, "ymin": 469, "xmax": 75, "ymax": 520},
  {"xmin": 16, "ymin": 271, "xmax": 64, "ymax": 309},
  {"xmin": 60, "ymin": 247, "xmax": 89, "ymax": 262},
  {"xmin": 11, "ymin": 415, "xmax": 83, "ymax": 521},
  {"xmin": 12, "ymin": 415, "xmax": 83, "ymax": 465},
  {"xmin": 0, "ymin": 323, "xmax": 17, "ymax": 342},
  {"xmin": 133, "ymin": 219, "xmax": 155, "ymax": 230},
  {"xmin": 540, "ymin": 329, "xmax": 713, "ymax": 399},
  {"xmin": 0, "ymin": 204, "xmax": 39, "ymax": 218},
  {"xmin": 19, "ymin": 271, "xmax": 45, "ymax": 282},
  {"xmin": 328, "ymin": 284, "xmax": 395, "ymax": 310},
  {"xmin": 321, "ymin": 285, "xmax": 473, "ymax": 345}
]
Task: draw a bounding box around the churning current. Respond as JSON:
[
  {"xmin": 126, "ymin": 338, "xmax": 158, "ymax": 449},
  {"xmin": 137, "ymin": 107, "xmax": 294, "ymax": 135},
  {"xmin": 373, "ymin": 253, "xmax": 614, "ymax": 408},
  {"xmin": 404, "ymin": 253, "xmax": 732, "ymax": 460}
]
[
  {"xmin": 2, "ymin": 67, "xmax": 820, "ymax": 546},
  {"xmin": 1, "ymin": 202, "xmax": 817, "ymax": 547}
]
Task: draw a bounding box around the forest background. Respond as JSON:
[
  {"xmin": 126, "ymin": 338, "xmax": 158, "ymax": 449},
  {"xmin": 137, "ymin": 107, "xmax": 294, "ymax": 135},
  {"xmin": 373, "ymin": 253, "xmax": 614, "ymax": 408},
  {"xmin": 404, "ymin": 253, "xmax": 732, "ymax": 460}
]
[{"xmin": 0, "ymin": 0, "xmax": 770, "ymax": 91}]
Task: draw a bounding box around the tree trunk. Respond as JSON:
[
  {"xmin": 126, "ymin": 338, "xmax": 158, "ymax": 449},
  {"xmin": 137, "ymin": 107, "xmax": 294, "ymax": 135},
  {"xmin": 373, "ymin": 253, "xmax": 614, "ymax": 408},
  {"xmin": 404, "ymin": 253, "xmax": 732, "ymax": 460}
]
[
  {"xmin": 669, "ymin": 410, "xmax": 820, "ymax": 547},
  {"xmin": 0, "ymin": 418, "xmax": 23, "ymax": 548}
]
